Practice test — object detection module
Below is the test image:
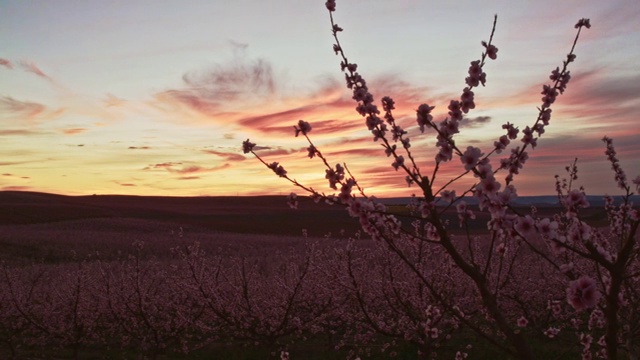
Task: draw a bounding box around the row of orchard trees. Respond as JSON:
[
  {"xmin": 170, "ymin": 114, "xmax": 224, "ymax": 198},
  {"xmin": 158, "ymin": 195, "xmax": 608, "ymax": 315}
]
[
  {"xmin": 1, "ymin": 219, "xmax": 638, "ymax": 359},
  {"xmin": 243, "ymin": 1, "xmax": 640, "ymax": 360}
]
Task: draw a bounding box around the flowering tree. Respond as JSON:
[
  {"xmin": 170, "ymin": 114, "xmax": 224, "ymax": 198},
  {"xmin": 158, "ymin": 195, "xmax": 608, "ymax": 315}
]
[{"xmin": 244, "ymin": 1, "xmax": 640, "ymax": 359}]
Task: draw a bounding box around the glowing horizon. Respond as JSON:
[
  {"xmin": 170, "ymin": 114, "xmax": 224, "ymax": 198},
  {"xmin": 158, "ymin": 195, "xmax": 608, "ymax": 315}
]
[{"xmin": 1, "ymin": 1, "xmax": 639, "ymax": 198}]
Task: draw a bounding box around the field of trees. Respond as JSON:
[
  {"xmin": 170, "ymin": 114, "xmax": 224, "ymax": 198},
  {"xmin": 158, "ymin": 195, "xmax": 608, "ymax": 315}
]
[{"xmin": 1, "ymin": 191, "xmax": 636, "ymax": 359}]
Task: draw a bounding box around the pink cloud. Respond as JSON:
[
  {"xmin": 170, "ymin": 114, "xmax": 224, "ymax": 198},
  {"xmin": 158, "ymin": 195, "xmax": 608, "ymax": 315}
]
[
  {"xmin": 0, "ymin": 129, "xmax": 47, "ymax": 136},
  {"xmin": 143, "ymin": 162, "xmax": 232, "ymax": 176},
  {"xmin": 203, "ymin": 149, "xmax": 246, "ymax": 161},
  {"xmin": 0, "ymin": 58, "xmax": 12, "ymax": 69},
  {"xmin": 104, "ymin": 94, "xmax": 126, "ymax": 107},
  {"xmin": 63, "ymin": 128, "xmax": 87, "ymax": 135},
  {"xmin": 19, "ymin": 60, "xmax": 51, "ymax": 80},
  {"xmin": 169, "ymin": 165, "xmax": 203, "ymax": 174},
  {"xmin": 156, "ymin": 47, "xmax": 277, "ymax": 119},
  {"xmin": 0, "ymin": 96, "xmax": 46, "ymax": 118},
  {"xmin": 1, "ymin": 186, "xmax": 32, "ymax": 191}
]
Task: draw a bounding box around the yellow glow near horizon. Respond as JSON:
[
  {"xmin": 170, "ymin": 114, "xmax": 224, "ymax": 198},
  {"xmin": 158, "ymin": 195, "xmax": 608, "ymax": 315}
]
[{"xmin": 1, "ymin": 1, "xmax": 639, "ymax": 197}]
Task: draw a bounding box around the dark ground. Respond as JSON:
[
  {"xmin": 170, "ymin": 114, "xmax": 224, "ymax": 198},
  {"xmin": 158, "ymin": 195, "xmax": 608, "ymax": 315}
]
[{"xmin": 0, "ymin": 190, "xmax": 609, "ymax": 237}]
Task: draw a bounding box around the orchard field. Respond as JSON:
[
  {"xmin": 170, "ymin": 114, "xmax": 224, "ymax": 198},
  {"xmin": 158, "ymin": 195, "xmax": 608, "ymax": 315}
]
[{"xmin": 1, "ymin": 191, "xmax": 635, "ymax": 359}]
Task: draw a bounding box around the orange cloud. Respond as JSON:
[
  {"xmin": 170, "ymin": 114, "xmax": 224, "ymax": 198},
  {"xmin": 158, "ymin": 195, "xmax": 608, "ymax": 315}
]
[
  {"xmin": 0, "ymin": 129, "xmax": 47, "ymax": 136},
  {"xmin": 62, "ymin": 128, "xmax": 87, "ymax": 135}
]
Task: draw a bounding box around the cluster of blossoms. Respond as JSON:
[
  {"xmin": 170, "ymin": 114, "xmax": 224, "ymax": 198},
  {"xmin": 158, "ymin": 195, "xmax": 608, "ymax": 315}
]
[
  {"xmin": 244, "ymin": 2, "xmax": 640, "ymax": 359},
  {"xmin": 602, "ymin": 136, "xmax": 628, "ymax": 190}
]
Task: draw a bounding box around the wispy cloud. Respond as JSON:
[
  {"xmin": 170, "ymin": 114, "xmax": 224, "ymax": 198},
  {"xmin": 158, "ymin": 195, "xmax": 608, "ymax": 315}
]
[
  {"xmin": 62, "ymin": 128, "xmax": 87, "ymax": 135},
  {"xmin": 0, "ymin": 58, "xmax": 13, "ymax": 69},
  {"xmin": 460, "ymin": 116, "xmax": 491, "ymax": 128},
  {"xmin": 0, "ymin": 186, "xmax": 33, "ymax": 191},
  {"xmin": 155, "ymin": 44, "xmax": 278, "ymax": 120},
  {"xmin": 0, "ymin": 96, "xmax": 46, "ymax": 118},
  {"xmin": 202, "ymin": 149, "xmax": 246, "ymax": 161},
  {"xmin": 104, "ymin": 94, "xmax": 127, "ymax": 107},
  {"xmin": 0, "ymin": 129, "xmax": 48, "ymax": 136},
  {"xmin": 142, "ymin": 162, "xmax": 231, "ymax": 175},
  {"xmin": 19, "ymin": 60, "xmax": 52, "ymax": 80}
]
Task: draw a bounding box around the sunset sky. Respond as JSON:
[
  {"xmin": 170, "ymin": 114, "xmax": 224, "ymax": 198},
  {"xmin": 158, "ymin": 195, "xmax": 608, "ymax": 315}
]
[{"xmin": 1, "ymin": 0, "xmax": 639, "ymax": 198}]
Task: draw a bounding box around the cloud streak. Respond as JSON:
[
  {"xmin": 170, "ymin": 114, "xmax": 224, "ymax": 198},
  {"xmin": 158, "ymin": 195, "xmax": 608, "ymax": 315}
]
[
  {"xmin": 19, "ymin": 60, "xmax": 52, "ymax": 80},
  {"xmin": 0, "ymin": 96, "xmax": 46, "ymax": 118},
  {"xmin": 63, "ymin": 128, "xmax": 87, "ymax": 135},
  {"xmin": 0, "ymin": 58, "xmax": 13, "ymax": 69}
]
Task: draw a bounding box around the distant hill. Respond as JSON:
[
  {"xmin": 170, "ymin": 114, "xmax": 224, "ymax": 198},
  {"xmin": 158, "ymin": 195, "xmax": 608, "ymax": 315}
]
[
  {"xmin": 0, "ymin": 191, "xmax": 359, "ymax": 237},
  {"xmin": 378, "ymin": 194, "xmax": 639, "ymax": 207},
  {"xmin": 1, "ymin": 191, "xmax": 632, "ymax": 236}
]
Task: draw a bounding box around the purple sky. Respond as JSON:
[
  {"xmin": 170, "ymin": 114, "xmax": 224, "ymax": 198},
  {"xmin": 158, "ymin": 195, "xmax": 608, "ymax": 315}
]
[{"xmin": 1, "ymin": 0, "xmax": 639, "ymax": 197}]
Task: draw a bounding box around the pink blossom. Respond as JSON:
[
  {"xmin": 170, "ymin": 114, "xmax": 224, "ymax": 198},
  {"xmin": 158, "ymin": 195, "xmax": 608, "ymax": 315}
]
[
  {"xmin": 457, "ymin": 201, "xmax": 476, "ymax": 226},
  {"xmin": 544, "ymin": 327, "xmax": 561, "ymax": 339},
  {"xmin": 517, "ymin": 316, "xmax": 528, "ymax": 327},
  {"xmin": 294, "ymin": 120, "xmax": 312, "ymax": 137},
  {"xmin": 502, "ymin": 122, "xmax": 519, "ymax": 139},
  {"xmin": 416, "ymin": 104, "xmax": 435, "ymax": 133},
  {"xmin": 537, "ymin": 218, "xmax": 558, "ymax": 238},
  {"xmin": 565, "ymin": 189, "xmax": 590, "ymax": 209},
  {"xmin": 575, "ymin": 18, "xmax": 591, "ymax": 29},
  {"xmin": 267, "ymin": 162, "xmax": 287, "ymax": 177},
  {"xmin": 465, "ymin": 60, "xmax": 486, "ymax": 87},
  {"xmin": 521, "ymin": 126, "xmax": 537, "ymax": 148},
  {"xmin": 420, "ymin": 201, "xmax": 435, "ymax": 218},
  {"xmin": 460, "ymin": 146, "xmax": 483, "ymax": 171},
  {"xmin": 477, "ymin": 176, "xmax": 501, "ymax": 197},
  {"xmin": 494, "ymin": 134, "xmax": 509, "ymax": 153},
  {"xmin": 475, "ymin": 160, "xmax": 493, "ymax": 178},
  {"xmin": 435, "ymin": 139, "xmax": 453, "ymax": 162},
  {"xmin": 548, "ymin": 300, "xmax": 562, "ymax": 317},
  {"xmin": 602, "ymin": 136, "xmax": 629, "ymax": 189},
  {"xmin": 541, "ymin": 84, "xmax": 558, "ymax": 108},
  {"xmin": 567, "ymin": 276, "xmax": 600, "ymax": 311},
  {"xmin": 286, "ymin": 193, "xmax": 298, "ymax": 209},
  {"xmin": 460, "ymin": 87, "xmax": 475, "ymax": 113},
  {"xmin": 325, "ymin": 163, "xmax": 345, "ymax": 189},
  {"xmin": 307, "ymin": 144, "xmax": 317, "ymax": 158},
  {"xmin": 381, "ymin": 96, "xmax": 395, "ymax": 111},
  {"xmin": 325, "ymin": 0, "xmax": 336, "ymax": 11},
  {"xmin": 242, "ymin": 139, "xmax": 256, "ymax": 154},
  {"xmin": 440, "ymin": 118, "xmax": 460, "ymax": 137},
  {"xmin": 391, "ymin": 156, "xmax": 405, "ymax": 170},
  {"xmin": 482, "ymin": 41, "xmax": 498, "ymax": 60},
  {"xmin": 540, "ymin": 108, "xmax": 552, "ymax": 125},
  {"xmin": 448, "ymin": 100, "xmax": 463, "ymax": 121},
  {"xmin": 515, "ymin": 215, "xmax": 535, "ymax": 236},
  {"xmin": 440, "ymin": 190, "xmax": 456, "ymax": 204},
  {"xmin": 496, "ymin": 242, "xmax": 507, "ymax": 255}
]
